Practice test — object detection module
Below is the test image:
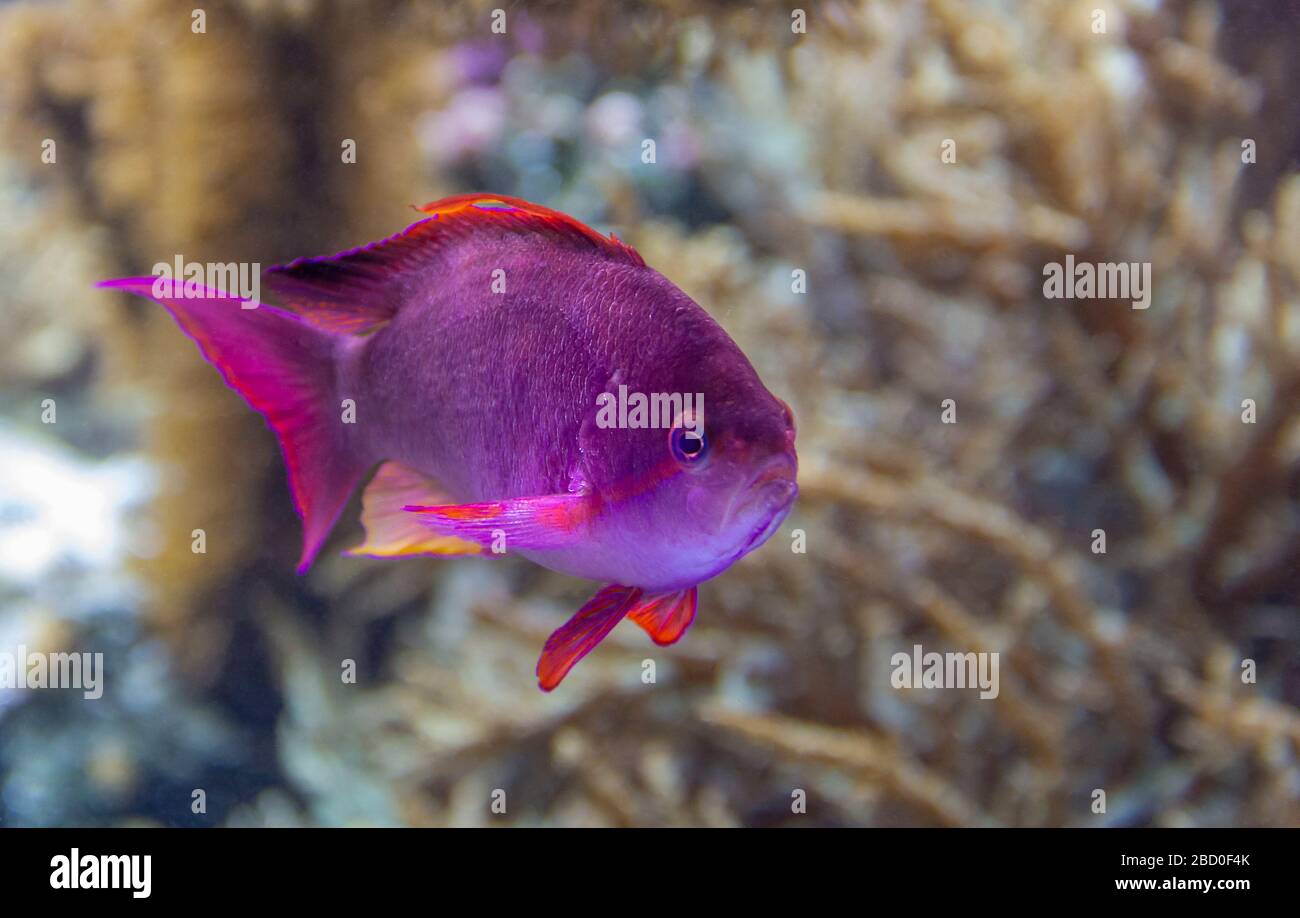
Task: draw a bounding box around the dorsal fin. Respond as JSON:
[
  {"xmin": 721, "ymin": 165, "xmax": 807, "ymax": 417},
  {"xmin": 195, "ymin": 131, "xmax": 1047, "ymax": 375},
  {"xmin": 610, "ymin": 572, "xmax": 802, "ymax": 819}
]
[
  {"xmin": 264, "ymin": 193, "xmax": 644, "ymax": 334},
  {"xmin": 415, "ymin": 193, "xmax": 645, "ymax": 266}
]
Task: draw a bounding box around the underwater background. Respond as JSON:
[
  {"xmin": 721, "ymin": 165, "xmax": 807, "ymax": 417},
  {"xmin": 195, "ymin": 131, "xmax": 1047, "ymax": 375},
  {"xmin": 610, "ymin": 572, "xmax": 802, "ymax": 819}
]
[{"xmin": 1, "ymin": 0, "xmax": 1298, "ymax": 827}]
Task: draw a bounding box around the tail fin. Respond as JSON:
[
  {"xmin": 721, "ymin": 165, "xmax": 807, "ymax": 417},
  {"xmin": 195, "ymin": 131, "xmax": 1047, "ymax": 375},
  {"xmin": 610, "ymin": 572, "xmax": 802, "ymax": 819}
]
[{"xmin": 99, "ymin": 277, "xmax": 368, "ymax": 572}]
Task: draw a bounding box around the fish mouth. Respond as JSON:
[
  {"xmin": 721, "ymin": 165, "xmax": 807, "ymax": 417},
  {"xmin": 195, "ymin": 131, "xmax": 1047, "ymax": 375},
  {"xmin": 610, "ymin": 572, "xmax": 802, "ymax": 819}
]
[
  {"xmin": 738, "ymin": 493, "xmax": 795, "ymax": 554},
  {"xmin": 729, "ymin": 456, "xmax": 798, "ymax": 555}
]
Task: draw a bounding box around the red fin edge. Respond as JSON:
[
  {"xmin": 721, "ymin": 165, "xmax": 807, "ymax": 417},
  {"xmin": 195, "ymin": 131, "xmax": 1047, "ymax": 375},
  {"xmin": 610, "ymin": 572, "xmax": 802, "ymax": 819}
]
[
  {"xmin": 537, "ymin": 585, "xmax": 643, "ymax": 691},
  {"xmin": 265, "ymin": 194, "xmax": 642, "ymax": 334},
  {"xmin": 416, "ymin": 193, "xmax": 645, "ymax": 267},
  {"xmin": 626, "ymin": 587, "xmax": 698, "ymax": 646}
]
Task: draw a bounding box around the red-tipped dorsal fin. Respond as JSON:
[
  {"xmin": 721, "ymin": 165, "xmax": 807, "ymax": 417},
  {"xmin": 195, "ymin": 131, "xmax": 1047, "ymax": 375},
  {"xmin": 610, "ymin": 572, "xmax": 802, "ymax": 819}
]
[
  {"xmin": 537, "ymin": 585, "xmax": 643, "ymax": 691},
  {"xmin": 264, "ymin": 193, "xmax": 643, "ymax": 335},
  {"xmin": 415, "ymin": 193, "xmax": 644, "ymax": 267},
  {"xmin": 626, "ymin": 588, "xmax": 698, "ymax": 646}
]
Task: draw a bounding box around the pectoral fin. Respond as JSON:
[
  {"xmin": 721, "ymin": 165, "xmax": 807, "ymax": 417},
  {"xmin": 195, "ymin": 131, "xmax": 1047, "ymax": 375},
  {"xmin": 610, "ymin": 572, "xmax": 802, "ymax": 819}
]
[
  {"xmin": 346, "ymin": 461, "xmax": 482, "ymax": 558},
  {"xmin": 406, "ymin": 492, "xmax": 592, "ymax": 552}
]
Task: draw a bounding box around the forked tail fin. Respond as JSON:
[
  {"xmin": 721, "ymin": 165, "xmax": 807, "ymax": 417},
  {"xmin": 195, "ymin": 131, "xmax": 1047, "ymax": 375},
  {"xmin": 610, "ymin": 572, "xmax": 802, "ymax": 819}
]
[{"xmin": 99, "ymin": 277, "xmax": 369, "ymax": 571}]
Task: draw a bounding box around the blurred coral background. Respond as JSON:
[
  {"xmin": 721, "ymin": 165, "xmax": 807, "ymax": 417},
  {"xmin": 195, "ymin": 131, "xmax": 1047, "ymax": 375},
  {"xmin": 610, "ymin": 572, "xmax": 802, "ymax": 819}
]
[{"xmin": 1, "ymin": 0, "xmax": 1298, "ymax": 827}]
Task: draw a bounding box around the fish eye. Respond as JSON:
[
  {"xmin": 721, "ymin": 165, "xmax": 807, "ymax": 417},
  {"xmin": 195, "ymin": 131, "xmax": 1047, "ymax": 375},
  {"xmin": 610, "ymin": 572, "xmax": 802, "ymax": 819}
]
[{"xmin": 670, "ymin": 425, "xmax": 708, "ymax": 465}]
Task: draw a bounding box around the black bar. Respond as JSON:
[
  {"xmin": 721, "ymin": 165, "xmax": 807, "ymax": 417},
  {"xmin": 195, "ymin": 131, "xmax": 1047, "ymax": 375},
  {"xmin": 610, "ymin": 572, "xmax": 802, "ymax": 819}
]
[{"xmin": 1, "ymin": 827, "xmax": 1286, "ymax": 904}]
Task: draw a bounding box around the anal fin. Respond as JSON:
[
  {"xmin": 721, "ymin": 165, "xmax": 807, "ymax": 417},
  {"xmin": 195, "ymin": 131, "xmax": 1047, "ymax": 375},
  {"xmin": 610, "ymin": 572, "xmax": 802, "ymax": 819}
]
[{"xmin": 346, "ymin": 461, "xmax": 482, "ymax": 558}]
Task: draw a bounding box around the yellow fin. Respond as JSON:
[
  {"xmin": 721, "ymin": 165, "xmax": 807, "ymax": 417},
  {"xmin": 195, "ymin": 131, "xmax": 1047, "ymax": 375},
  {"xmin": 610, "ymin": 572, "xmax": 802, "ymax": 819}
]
[{"xmin": 346, "ymin": 461, "xmax": 483, "ymax": 558}]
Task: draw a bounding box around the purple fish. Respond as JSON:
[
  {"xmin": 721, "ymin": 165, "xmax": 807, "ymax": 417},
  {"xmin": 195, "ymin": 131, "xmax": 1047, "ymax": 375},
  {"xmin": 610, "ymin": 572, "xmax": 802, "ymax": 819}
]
[{"xmin": 100, "ymin": 194, "xmax": 798, "ymax": 690}]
